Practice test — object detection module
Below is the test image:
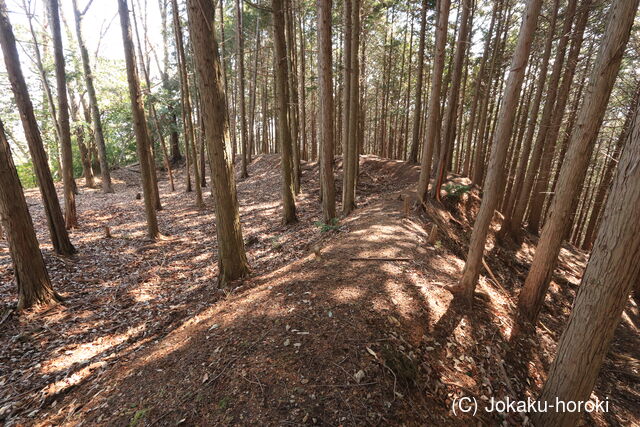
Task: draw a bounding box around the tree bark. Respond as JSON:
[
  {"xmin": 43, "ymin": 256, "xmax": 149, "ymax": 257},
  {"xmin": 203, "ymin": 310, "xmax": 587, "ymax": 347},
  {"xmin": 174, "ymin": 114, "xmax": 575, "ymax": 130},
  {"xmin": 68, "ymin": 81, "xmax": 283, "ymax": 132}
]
[
  {"xmin": 317, "ymin": 0, "xmax": 336, "ymax": 223},
  {"xmin": 456, "ymin": 0, "xmax": 543, "ymax": 302},
  {"xmin": 416, "ymin": 0, "xmax": 451, "ymax": 203},
  {"xmin": 0, "ymin": 0, "xmax": 76, "ymax": 256},
  {"xmin": 0, "ymin": 119, "xmax": 59, "ymax": 310},
  {"xmin": 118, "ymin": 0, "xmax": 160, "ymax": 239},
  {"xmin": 186, "ymin": 0, "xmax": 250, "ymax": 284},
  {"xmin": 516, "ymin": 0, "xmax": 638, "ymax": 327},
  {"xmin": 272, "ymin": 0, "xmax": 297, "ymax": 224},
  {"xmin": 533, "ymin": 85, "xmax": 640, "ymax": 427},
  {"xmin": 48, "ymin": 0, "xmax": 78, "ymax": 229}
]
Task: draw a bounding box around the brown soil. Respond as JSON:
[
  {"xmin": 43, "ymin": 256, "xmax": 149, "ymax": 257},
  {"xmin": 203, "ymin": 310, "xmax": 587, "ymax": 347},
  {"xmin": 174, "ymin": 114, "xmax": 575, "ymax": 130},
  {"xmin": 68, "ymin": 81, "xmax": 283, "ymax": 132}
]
[{"xmin": 0, "ymin": 155, "xmax": 637, "ymax": 426}]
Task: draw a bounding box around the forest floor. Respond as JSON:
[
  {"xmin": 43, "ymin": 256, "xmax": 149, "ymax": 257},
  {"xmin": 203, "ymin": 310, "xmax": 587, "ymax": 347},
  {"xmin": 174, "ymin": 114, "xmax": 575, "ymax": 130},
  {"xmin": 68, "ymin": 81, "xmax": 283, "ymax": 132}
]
[{"xmin": 0, "ymin": 155, "xmax": 638, "ymax": 426}]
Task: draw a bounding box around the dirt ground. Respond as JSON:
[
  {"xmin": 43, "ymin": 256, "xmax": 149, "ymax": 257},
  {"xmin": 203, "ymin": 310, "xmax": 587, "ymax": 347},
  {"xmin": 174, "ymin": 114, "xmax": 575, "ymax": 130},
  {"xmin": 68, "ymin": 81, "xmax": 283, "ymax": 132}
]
[{"xmin": 0, "ymin": 155, "xmax": 638, "ymax": 426}]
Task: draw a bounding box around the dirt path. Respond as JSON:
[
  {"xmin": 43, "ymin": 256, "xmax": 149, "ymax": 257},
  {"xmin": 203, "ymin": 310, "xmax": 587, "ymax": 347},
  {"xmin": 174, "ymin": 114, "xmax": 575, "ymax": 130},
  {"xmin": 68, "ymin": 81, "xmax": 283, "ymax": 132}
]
[{"xmin": 1, "ymin": 156, "xmax": 637, "ymax": 426}]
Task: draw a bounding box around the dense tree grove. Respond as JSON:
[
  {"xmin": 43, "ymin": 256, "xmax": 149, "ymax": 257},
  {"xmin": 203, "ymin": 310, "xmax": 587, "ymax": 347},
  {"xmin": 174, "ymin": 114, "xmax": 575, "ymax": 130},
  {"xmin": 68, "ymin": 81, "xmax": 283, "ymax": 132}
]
[{"xmin": 0, "ymin": 0, "xmax": 638, "ymax": 424}]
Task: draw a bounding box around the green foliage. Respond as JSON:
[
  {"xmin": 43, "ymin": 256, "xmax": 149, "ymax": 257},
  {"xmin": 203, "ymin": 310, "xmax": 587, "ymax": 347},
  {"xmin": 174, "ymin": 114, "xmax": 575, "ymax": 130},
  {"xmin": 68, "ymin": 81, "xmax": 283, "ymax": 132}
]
[
  {"xmin": 15, "ymin": 162, "xmax": 38, "ymax": 189},
  {"xmin": 443, "ymin": 183, "xmax": 472, "ymax": 200},
  {"xmin": 128, "ymin": 408, "xmax": 148, "ymax": 427},
  {"xmin": 314, "ymin": 218, "xmax": 340, "ymax": 233}
]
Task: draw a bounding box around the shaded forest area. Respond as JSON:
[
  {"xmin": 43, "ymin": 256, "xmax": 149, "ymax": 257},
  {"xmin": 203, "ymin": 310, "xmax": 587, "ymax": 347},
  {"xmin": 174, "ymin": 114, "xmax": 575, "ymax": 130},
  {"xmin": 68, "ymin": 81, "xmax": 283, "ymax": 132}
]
[{"xmin": 0, "ymin": 0, "xmax": 639, "ymax": 425}]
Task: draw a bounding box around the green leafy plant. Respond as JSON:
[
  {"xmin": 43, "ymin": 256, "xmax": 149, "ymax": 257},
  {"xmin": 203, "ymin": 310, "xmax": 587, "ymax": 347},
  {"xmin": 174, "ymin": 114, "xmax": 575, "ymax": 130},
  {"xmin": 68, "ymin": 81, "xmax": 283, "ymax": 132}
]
[
  {"xmin": 314, "ymin": 217, "xmax": 340, "ymax": 233},
  {"xmin": 443, "ymin": 183, "xmax": 472, "ymax": 200}
]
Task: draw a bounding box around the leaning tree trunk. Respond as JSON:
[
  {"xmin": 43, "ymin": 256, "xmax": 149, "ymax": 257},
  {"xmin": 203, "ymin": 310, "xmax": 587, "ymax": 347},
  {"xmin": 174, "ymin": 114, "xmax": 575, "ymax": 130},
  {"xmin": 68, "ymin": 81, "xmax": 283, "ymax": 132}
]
[
  {"xmin": 533, "ymin": 85, "xmax": 640, "ymax": 427},
  {"xmin": 0, "ymin": 119, "xmax": 59, "ymax": 310},
  {"xmin": 186, "ymin": 0, "xmax": 250, "ymax": 284},
  {"xmin": 317, "ymin": 0, "xmax": 336, "ymax": 223},
  {"xmin": 117, "ymin": 0, "xmax": 160, "ymax": 240},
  {"xmin": 456, "ymin": 0, "xmax": 543, "ymax": 302},
  {"xmin": 516, "ymin": 0, "xmax": 638, "ymax": 328},
  {"xmin": 48, "ymin": 0, "xmax": 78, "ymax": 229},
  {"xmin": 416, "ymin": 0, "xmax": 450, "ymax": 203},
  {"xmin": 71, "ymin": 0, "xmax": 113, "ymax": 193},
  {"xmin": 0, "ymin": 0, "xmax": 75, "ymax": 256},
  {"xmin": 272, "ymin": 0, "xmax": 298, "ymax": 224}
]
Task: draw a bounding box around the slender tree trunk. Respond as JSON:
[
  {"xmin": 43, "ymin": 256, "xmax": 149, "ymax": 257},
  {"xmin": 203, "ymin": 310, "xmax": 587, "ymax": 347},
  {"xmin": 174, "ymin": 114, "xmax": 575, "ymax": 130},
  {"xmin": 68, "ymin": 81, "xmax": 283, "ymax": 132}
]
[
  {"xmin": 68, "ymin": 85, "xmax": 95, "ymax": 188},
  {"xmin": 0, "ymin": 1, "xmax": 76, "ymax": 256},
  {"xmin": 235, "ymin": 0, "xmax": 249, "ymax": 178},
  {"xmin": 118, "ymin": 0, "xmax": 160, "ymax": 239},
  {"xmin": 71, "ymin": 0, "xmax": 113, "ymax": 193},
  {"xmin": 0, "ymin": 119, "xmax": 59, "ymax": 310},
  {"xmin": 318, "ymin": 0, "xmax": 336, "ymax": 223},
  {"xmin": 416, "ymin": 0, "xmax": 451, "ymax": 202},
  {"xmin": 342, "ymin": 0, "xmax": 359, "ymax": 215},
  {"xmin": 272, "ymin": 0, "xmax": 297, "ymax": 223},
  {"xmin": 526, "ymin": 0, "xmax": 582, "ymax": 233},
  {"xmin": 516, "ymin": 0, "xmax": 638, "ymax": 327},
  {"xmin": 456, "ymin": 0, "xmax": 543, "ymax": 302},
  {"xmin": 533, "ymin": 86, "xmax": 640, "ymax": 427},
  {"xmin": 432, "ymin": 0, "xmax": 471, "ymax": 200},
  {"xmin": 171, "ymin": 0, "xmax": 203, "ymax": 207},
  {"xmin": 47, "ymin": 0, "xmax": 78, "ymax": 229},
  {"xmin": 186, "ymin": 0, "xmax": 250, "ymax": 284},
  {"xmin": 407, "ymin": 0, "xmax": 428, "ymax": 164}
]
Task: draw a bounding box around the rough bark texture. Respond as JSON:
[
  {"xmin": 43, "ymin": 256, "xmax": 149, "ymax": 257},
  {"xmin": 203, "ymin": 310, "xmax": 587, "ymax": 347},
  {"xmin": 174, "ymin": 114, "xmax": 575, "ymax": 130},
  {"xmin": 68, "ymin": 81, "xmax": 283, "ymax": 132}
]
[
  {"xmin": 48, "ymin": 0, "xmax": 78, "ymax": 229},
  {"xmin": 416, "ymin": 0, "xmax": 450, "ymax": 202},
  {"xmin": 516, "ymin": 0, "xmax": 638, "ymax": 325},
  {"xmin": 457, "ymin": 0, "xmax": 542, "ymax": 301},
  {"xmin": 533, "ymin": 90, "xmax": 640, "ymax": 427},
  {"xmin": 118, "ymin": 0, "xmax": 160, "ymax": 240},
  {"xmin": 71, "ymin": 0, "xmax": 113, "ymax": 193},
  {"xmin": 317, "ymin": 0, "xmax": 336, "ymax": 223},
  {"xmin": 186, "ymin": 0, "xmax": 250, "ymax": 284},
  {"xmin": 0, "ymin": 0, "xmax": 76, "ymax": 256},
  {"xmin": 272, "ymin": 0, "xmax": 298, "ymax": 224},
  {"xmin": 0, "ymin": 119, "xmax": 58, "ymax": 310}
]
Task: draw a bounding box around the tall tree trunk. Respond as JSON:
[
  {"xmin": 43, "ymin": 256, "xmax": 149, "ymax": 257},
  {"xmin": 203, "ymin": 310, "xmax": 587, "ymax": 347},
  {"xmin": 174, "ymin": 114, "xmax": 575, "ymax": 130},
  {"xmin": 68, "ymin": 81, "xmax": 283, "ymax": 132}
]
[
  {"xmin": 0, "ymin": 119, "xmax": 59, "ymax": 310},
  {"xmin": 526, "ymin": 0, "xmax": 583, "ymax": 233},
  {"xmin": 498, "ymin": 0, "xmax": 558, "ymax": 236},
  {"xmin": 407, "ymin": 0, "xmax": 428, "ymax": 164},
  {"xmin": 48, "ymin": 0, "xmax": 78, "ymax": 229},
  {"xmin": 285, "ymin": 0, "xmax": 301, "ymax": 193},
  {"xmin": 515, "ymin": 0, "xmax": 638, "ymax": 327},
  {"xmin": 533, "ymin": 85, "xmax": 640, "ymax": 427},
  {"xmin": 507, "ymin": 0, "xmax": 579, "ymax": 238},
  {"xmin": 318, "ymin": 0, "xmax": 336, "ymax": 223},
  {"xmin": 272, "ymin": 0, "xmax": 297, "ymax": 224},
  {"xmin": 432, "ymin": 0, "xmax": 472, "ymax": 200},
  {"xmin": 71, "ymin": 0, "xmax": 113, "ymax": 193},
  {"xmin": 185, "ymin": 0, "xmax": 250, "ymax": 284},
  {"xmin": 171, "ymin": 0, "xmax": 203, "ymax": 207},
  {"xmin": 235, "ymin": 0, "xmax": 249, "ymax": 178},
  {"xmin": 118, "ymin": 0, "xmax": 160, "ymax": 239},
  {"xmin": 0, "ymin": 1, "xmax": 76, "ymax": 256},
  {"xmin": 416, "ymin": 0, "xmax": 451, "ymax": 203},
  {"xmin": 342, "ymin": 0, "xmax": 359, "ymax": 215},
  {"xmin": 456, "ymin": 0, "xmax": 543, "ymax": 302}
]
